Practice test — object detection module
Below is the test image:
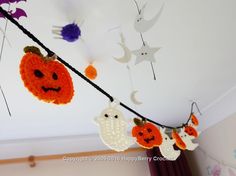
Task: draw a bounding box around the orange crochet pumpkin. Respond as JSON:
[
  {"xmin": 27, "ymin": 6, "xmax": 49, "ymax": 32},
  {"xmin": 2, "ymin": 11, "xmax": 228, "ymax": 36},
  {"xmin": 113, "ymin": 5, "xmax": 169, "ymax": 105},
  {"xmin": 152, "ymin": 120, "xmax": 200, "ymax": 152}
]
[
  {"xmin": 184, "ymin": 125, "xmax": 198, "ymax": 138},
  {"xmin": 191, "ymin": 114, "xmax": 199, "ymax": 126},
  {"xmin": 132, "ymin": 118, "xmax": 162, "ymax": 149},
  {"xmin": 172, "ymin": 130, "xmax": 186, "ymax": 150},
  {"xmin": 84, "ymin": 64, "xmax": 97, "ymax": 80},
  {"xmin": 20, "ymin": 46, "xmax": 74, "ymax": 104}
]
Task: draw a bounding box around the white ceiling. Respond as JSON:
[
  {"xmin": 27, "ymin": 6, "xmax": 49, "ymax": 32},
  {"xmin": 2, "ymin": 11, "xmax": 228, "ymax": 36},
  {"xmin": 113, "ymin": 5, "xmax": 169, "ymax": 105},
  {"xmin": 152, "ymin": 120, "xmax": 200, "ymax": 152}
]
[{"xmin": 0, "ymin": 0, "xmax": 236, "ymax": 151}]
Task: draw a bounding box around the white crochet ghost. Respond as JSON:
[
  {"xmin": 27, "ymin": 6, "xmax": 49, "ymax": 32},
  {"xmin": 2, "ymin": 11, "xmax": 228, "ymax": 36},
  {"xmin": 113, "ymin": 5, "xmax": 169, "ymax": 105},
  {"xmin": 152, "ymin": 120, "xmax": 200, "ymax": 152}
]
[
  {"xmin": 179, "ymin": 128, "xmax": 199, "ymax": 151},
  {"xmin": 159, "ymin": 128, "xmax": 180, "ymax": 161},
  {"xmin": 94, "ymin": 103, "xmax": 135, "ymax": 152}
]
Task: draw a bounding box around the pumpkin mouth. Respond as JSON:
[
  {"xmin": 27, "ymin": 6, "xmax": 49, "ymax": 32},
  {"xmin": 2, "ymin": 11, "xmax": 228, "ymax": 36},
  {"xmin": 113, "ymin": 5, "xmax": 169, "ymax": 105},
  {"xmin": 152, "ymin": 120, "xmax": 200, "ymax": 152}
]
[
  {"xmin": 41, "ymin": 86, "xmax": 61, "ymax": 92},
  {"xmin": 144, "ymin": 136, "xmax": 155, "ymax": 144}
]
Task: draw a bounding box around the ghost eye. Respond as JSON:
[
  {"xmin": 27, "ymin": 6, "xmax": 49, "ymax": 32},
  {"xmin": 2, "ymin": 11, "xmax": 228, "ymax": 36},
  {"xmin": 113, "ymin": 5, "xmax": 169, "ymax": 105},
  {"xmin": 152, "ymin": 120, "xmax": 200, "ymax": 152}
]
[
  {"xmin": 145, "ymin": 52, "xmax": 147, "ymax": 55},
  {"xmin": 147, "ymin": 128, "xmax": 152, "ymax": 132},
  {"xmin": 34, "ymin": 69, "xmax": 44, "ymax": 78},
  {"xmin": 104, "ymin": 114, "xmax": 109, "ymax": 118},
  {"xmin": 52, "ymin": 72, "xmax": 58, "ymax": 80},
  {"xmin": 114, "ymin": 115, "xmax": 118, "ymax": 119},
  {"xmin": 138, "ymin": 132, "xmax": 143, "ymax": 136},
  {"xmin": 141, "ymin": 53, "xmax": 144, "ymax": 55},
  {"xmin": 165, "ymin": 137, "xmax": 168, "ymax": 140}
]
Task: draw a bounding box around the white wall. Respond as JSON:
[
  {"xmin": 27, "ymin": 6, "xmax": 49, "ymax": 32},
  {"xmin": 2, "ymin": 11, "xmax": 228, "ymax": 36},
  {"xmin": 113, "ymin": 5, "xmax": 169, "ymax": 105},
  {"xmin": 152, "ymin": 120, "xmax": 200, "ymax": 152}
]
[
  {"xmin": 0, "ymin": 151, "xmax": 150, "ymax": 176},
  {"xmin": 187, "ymin": 113, "xmax": 236, "ymax": 176}
]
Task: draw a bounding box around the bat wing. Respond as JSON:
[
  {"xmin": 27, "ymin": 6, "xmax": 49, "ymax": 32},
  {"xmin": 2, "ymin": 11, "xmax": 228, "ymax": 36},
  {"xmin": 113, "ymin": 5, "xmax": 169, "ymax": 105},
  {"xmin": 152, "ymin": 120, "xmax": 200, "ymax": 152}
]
[
  {"xmin": 9, "ymin": 0, "xmax": 26, "ymax": 3},
  {"xmin": 0, "ymin": 0, "xmax": 10, "ymax": 5},
  {"xmin": 11, "ymin": 8, "xmax": 27, "ymax": 19}
]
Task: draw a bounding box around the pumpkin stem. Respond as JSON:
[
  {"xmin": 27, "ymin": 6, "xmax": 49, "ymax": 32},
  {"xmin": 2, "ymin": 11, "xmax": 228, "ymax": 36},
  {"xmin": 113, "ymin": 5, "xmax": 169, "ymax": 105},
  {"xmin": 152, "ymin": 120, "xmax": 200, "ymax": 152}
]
[
  {"xmin": 44, "ymin": 54, "xmax": 57, "ymax": 62},
  {"xmin": 24, "ymin": 46, "xmax": 43, "ymax": 57},
  {"xmin": 133, "ymin": 118, "xmax": 146, "ymax": 126}
]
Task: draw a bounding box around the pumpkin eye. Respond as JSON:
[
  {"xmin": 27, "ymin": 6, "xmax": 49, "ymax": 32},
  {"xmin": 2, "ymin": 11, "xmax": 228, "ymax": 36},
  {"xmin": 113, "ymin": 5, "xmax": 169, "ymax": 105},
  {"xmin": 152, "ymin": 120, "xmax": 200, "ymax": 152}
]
[
  {"xmin": 114, "ymin": 115, "xmax": 118, "ymax": 119},
  {"xmin": 34, "ymin": 69, "xmax": 44, "ymax": 78},
  {"xmin": 52, "ymin": 72, "xmax": 58, "ymax": 80},
  {"xmin": 138, "ymin": 132, "xmax": 143, "ymax": 136},
  {"xmin": 147, "ymin": 128, "xmax": 152, "ymax": 133},
  {"xmin": 104, "ymin": 114, "xmax": 109, "ymax": 118}
]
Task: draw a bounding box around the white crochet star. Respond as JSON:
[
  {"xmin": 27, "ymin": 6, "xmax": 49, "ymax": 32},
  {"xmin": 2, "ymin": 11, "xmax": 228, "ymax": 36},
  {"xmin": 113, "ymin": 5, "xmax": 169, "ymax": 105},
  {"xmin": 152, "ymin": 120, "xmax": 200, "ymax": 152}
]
[{"xmin": 132, "ymin": 42, "xmax": 160, "ymax": 65}]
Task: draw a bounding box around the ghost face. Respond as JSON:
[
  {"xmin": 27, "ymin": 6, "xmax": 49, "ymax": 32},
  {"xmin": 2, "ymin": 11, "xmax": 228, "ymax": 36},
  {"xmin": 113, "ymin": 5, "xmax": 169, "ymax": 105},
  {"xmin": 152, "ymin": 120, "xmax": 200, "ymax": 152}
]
[
  {"xmin": 178, "ymin": 129, "xmax": 199, "ymax": 151},
  {"xmin": 134, "ymin": 3, "xmax": 164, "ymax": 33},
  {"xmin": 95, "ymin": 107, "xmax": 126, "ymax": 129},
  {"xmin": 95, "ymin": 106, "xmax": 134, "ymax": 152}
]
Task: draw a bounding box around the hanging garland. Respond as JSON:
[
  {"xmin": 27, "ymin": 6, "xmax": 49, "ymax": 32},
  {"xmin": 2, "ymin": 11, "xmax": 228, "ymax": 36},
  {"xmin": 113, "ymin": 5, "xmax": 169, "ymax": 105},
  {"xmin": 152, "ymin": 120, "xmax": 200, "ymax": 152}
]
[{"xmin": 0, "ymin": 5, "xmax": 202, "ymax": 160}]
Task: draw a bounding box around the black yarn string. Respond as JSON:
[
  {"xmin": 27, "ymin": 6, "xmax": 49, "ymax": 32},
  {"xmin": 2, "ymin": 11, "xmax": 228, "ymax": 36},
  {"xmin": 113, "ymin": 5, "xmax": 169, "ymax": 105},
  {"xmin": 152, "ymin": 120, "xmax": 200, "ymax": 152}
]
[{"xmin": 0, "ymin": 6, "xmax": 199, "ymax": 129}]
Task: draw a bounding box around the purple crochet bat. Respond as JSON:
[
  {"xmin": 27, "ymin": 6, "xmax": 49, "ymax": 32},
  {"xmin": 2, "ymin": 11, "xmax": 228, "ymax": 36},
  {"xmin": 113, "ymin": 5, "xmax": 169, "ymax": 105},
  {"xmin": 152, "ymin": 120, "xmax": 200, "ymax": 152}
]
[
  {"xmin": 0, "ymin": 0, "xmax": 26, "ymax": 5},
  {"xmin": 0, "ymin": 0, "xmax": 27, "ymax": 19}
]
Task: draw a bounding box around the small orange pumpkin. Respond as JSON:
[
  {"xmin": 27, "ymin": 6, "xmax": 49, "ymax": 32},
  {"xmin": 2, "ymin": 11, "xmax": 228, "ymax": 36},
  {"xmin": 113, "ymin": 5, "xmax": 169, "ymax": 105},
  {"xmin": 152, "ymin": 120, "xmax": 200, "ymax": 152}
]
[
  {"xmin": 20, "ymin": 46, "xmax": 74, "ymax": 104},
  {"xmin": 184, "ymin": 125, "xmax": 198, "ymax": 138},
  {"xmin": 84, "ymin": 64, "xmax": 97, "ymax": 80},
  {"xmin": 132, "ymin": 118, "xmax": 162, "ymax": 149},
  {"xmin": 191, "ymin": 114, "xmax": 199, "ymax": 126},
  {"xmin": 172, "ymin": 130, "xmax": 186, "ymax": 150}
]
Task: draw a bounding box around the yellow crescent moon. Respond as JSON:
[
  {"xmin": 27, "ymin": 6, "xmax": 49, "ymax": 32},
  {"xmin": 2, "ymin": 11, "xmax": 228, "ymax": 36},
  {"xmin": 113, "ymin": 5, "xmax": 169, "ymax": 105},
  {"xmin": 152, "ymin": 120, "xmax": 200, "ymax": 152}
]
[
  {"xmin": 114, "ymin": 43, "xmax": 132, "ymax": 63},
  {"xmin": 130, "ymin": 91, "xmax": 142, "ymax": 105}
]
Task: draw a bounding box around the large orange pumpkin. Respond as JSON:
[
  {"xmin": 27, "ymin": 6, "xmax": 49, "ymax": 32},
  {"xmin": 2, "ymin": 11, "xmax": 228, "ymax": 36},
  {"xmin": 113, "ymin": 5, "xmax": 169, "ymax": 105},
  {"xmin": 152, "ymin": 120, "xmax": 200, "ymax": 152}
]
[
  {"xmin": 172, "ymin": 130, "xmax": 186, "ymax": 150},
  {"xmin": 132, "ymin": 118, "xmax": 162, "ymax": 149},
  {"xmin": 20, "ymin": 46, "xmax": 74, "ymax": 104},
  {"xmin": 184, "ymin": 125, "xmax": 198, "ymax": 138}
]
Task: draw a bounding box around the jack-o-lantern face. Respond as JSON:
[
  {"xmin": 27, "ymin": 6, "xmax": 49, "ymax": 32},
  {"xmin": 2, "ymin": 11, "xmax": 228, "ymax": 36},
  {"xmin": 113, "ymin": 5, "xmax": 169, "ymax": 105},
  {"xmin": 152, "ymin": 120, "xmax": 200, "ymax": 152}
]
[
  {"xmin": 20, "ymin": 50, "xmax": 74, "ymax": 104},
  {"xmin": 184, "ymin": 125, "xmax": 198, "ymax": 138},
  {"xmin": 132, "ymin": 118, "xmax": 162, "ymax": 149}
]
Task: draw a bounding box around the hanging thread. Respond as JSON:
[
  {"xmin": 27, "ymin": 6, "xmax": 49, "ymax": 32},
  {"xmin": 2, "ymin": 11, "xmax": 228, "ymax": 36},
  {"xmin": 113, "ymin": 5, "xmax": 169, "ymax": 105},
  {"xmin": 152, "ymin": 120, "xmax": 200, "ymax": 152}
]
[
  {"xmin": 0, "ymin": 4, "xmax": 11, "ymax": 117},
  {"xmin": 0, "ymin": 85, "xmax": 11, "ymax": 116},
  {"xmin": 133, "ymin": 0, "xmax": 157, "ymax": 80}
]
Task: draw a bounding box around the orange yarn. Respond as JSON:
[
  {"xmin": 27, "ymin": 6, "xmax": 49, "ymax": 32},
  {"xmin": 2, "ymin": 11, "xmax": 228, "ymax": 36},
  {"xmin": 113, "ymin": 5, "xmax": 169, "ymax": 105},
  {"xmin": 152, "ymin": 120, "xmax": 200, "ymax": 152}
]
[
  {"xmin": 20, "ymin": 52, "xmax": 74, "ymax": 104},
  {"xmin": 84, "ymin": 64, "xmax": 97, "ymax": 80},
  {"xmin": 172, "ymin": 130, "xmax": 186, "ymax": 150},
  {"xmin": 184, "ymin": 125, "xmax": 198, "ymax": 138},
  {"xmin": 132, "ymin": 119, "xmax": 162, "ymax": 149},
  {"xmin": 191, "ymin": 114, "xmax": 199, "ymax": 126}
]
